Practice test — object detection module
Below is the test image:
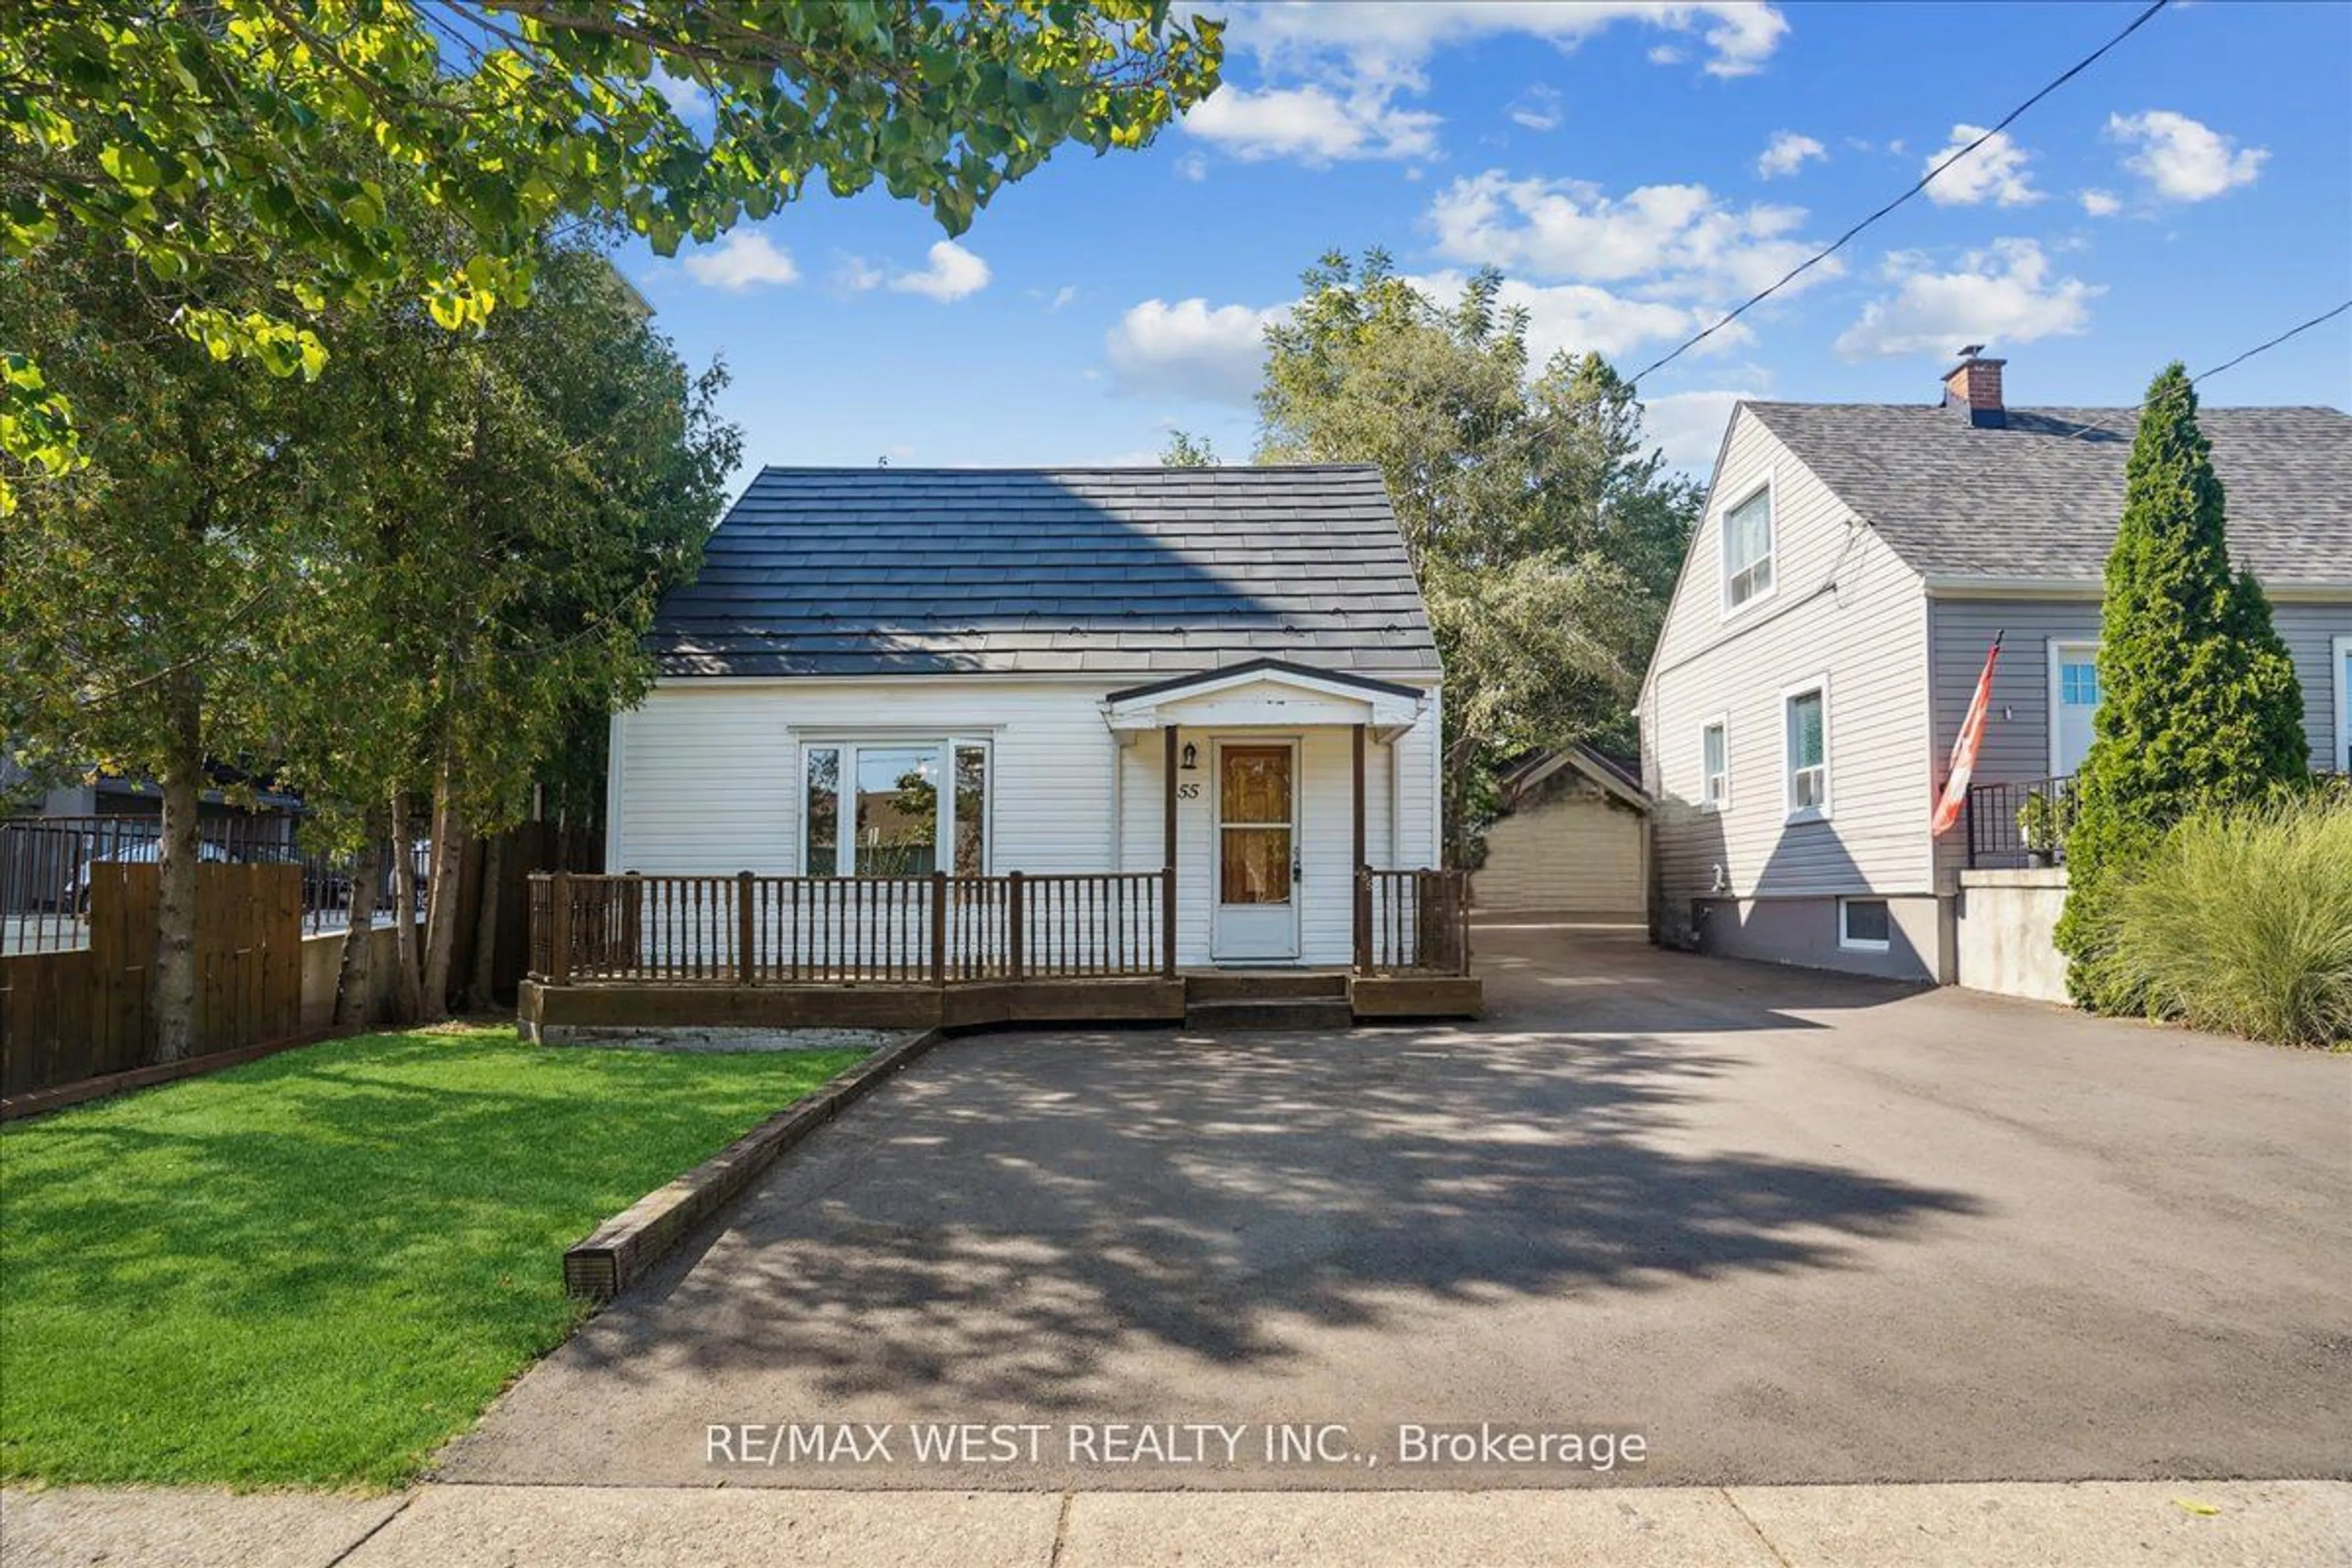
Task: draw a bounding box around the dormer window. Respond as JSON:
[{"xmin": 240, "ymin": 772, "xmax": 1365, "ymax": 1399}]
[{"xmin": 1722, "ymin": 483, "xmax": 1774, "ymax": 612}]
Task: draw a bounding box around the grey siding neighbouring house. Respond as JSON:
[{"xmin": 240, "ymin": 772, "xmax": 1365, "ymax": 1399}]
[{"xmin": 1642, "ymin": 368, "xmax": 2351, "ymax": 985}]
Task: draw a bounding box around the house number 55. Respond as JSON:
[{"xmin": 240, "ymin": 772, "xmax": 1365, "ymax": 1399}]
[{"xmin": 1177, "ymin": 782, "xmax": 1202, "ymax": 799}]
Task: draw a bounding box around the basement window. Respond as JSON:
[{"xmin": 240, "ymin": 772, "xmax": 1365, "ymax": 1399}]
[{"xmin": 1839, "ymin": 898, "xmax": 1892, "ymax": 952}]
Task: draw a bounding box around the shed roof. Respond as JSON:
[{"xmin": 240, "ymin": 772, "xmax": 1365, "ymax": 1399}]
[
  {"xmin": 647, "ymin": 466, "xmax": 1440, "ymax": 681},
  {"xmin": 1742, "ymin": 403, "xmax": 2352, "ymax": 586}
]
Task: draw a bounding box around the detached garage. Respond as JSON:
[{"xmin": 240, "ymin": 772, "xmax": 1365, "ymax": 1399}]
[{"xmin": 1471, "ymin": 745, "xmax": 1650, "ymax": 920}]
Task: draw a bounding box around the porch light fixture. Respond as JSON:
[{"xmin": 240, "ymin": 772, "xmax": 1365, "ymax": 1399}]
[{"xmin": 1180, "ymin": 742, "xmax": 1199, "ymax": 771}]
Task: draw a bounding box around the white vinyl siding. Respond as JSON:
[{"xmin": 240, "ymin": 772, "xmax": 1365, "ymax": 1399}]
[
  {"xmin": 1471, "ymin": 783, "xmax": 1647, "ymax": 917},
  {"xmin": 611, "ymin": 674, "xmax": 1441, "ymax": 970},
  {"xmin": 1643, "ymin": 407, "xmax": 1933, "ymax": 907},
  {"xmin": 1721, "ymin": 482, "xmax": 1776, "ymax": 613}
]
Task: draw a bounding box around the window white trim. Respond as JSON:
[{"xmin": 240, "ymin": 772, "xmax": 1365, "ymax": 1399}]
[
  {"xmin": 1838, "ymin": 897, "xmax": 1892, "ymax": 953},
  {"xmin": 1781, "ymin": 674, "xmax": 1831, "ymax": 823},
  {"xmin": 2047, "ymin": 639, "xmax": 2100, "ymax": 777},
  {"xmin": 2334, "ymin": 635, "xmax": 2351, "ymax": 774},
  {"xmin": 1698, "ymin": 714, "xmax": 1729, "ymax": 813},
  {"xmin": 1717, "ymin": 473, "xmax": 1778, "ymax": 620},
  {"xmin": 798, "ymin": 736, "xmax": 993, "ymax": 878}
]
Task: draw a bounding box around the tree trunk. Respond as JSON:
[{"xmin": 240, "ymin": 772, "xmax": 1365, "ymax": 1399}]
[
  {"xmin": 387, "ymin": 786, "xmax": 424, "ymax": 1023},
  {"xmin": 333, "ymin": 807, "xmax": 386, "ymax": 1028},
  {"xmin": 418, "ymin": 752, "xmax": 471, "ymax": 1021},
  {"xmin": 464, "ymin": 832, "xmax": 504, "ymax": 1013},
  {"xmin": 151, "ymin": 678, "xmax": 204, "ymax": 1063}
]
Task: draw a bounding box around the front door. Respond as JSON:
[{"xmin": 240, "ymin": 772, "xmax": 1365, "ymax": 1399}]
[
  {"xmin": 2050, "ymin": 641, "xmax": 2101, "ymax": 776},
  {"xmin": 1212, "ymin": 741, "xmax": 1300, "ymax": 962}
]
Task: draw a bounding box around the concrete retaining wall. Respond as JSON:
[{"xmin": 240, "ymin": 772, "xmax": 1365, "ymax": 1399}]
[
  {"xmin": 297, "ymin": 924, "xmax": 407, "ymax": 1031},
  {"xmin": 1954, "ymin": 868, "xmax": 2072, "ymax": 1005}
]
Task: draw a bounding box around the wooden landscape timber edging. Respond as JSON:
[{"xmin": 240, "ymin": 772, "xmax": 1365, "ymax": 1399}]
[
  {"xmin": 0, "ymin": 1028, "xmax": 341, "ymax": 1122},
  {"xmin": 560, "ymin": 1028, "xmax": 946, "ymax": 1302}
]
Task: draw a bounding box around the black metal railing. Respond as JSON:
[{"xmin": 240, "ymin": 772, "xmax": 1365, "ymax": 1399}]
[
  {"xmin": 1, "ymin": 815, "xmax": 429, "ymax": 955},
  {"xmin": 1964, "ymin": 775, "xmax": 2076, "ymax": 869}
]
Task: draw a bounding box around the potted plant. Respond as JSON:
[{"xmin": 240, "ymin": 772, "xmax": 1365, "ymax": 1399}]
[{"xmin": 2016, "ymin": 788, "xmax": 2063, "ymax": 867}]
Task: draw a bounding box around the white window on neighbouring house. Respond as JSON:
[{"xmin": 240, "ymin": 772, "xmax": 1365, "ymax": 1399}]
[
  {"xmin": 1784, "ymin": 679, "xmax": 1829, "ymax": 820},
  {"xmin": 1700, "ymin": 719, "xmax": 1728, "ymax": 811},
  {"xmin": 802, "ymin": 739, "xmax": 991, "ymax": 877},
  {"xmin": 1722, "ymin": 483, "xmax": 1774, "ymax": 612},
  {"xmin": 1839, "ymin": 897, "xmax": 1892, "ymax": 952},
  {"xmin": 2049, "ymin": 640, "xmax": 2102, "ymax": 777}
]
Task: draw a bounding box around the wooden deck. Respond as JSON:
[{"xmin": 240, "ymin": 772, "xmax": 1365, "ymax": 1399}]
[{"xmin": 521, "ymin": 869, "xmax": 1479, "ymax": 1034}]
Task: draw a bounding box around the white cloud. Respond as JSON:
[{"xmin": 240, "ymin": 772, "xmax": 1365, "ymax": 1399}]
[
  {"xmin": 680, "ymin": 231, "xmax": 799, "ymax": 291},
  {"xmin": 1182, "ymin": 82, "xmax": 1439, "ymax": 163},
  {"xmin": 1639, "ymin": 388, "xmax": 1752, "ymax": 475},
  {"xmin": 1757, "ymin": 130, "xmax": 1825, "ymax": 180},
  {"xmin": 1175, "ymin": 149, "xmax": 1210, "ymax": 183},
  {"xmin": 1426, "ymin": 170, "xmax": 1836, "ymax": 301},
  {"xmin": 1647, "ymin": 43, "xmax": 1685, "ymax": 66},
  {"xmin": 889, "ymin": 240, "xmax": 990, "ymax": 303},
  {"xmin": 1105, "ymin": 298, "xmax": 1289, "ymax": 404},
  {"xmin": 1230, "ymin": 1, "xmax": 1789, "ymax": 83},
  {"xmin": 2106, "ymin": 110, "xmax": 2267, "ymax": 202},
  {"xmin": 2079, "ymin": 188, "xmax": 2123, "ymax": 219},
  {"xmin": 1834, "ymin": 239, "xmax": 2101, "ymax": 360},
  {"xmin": 835, "ymin": 254, "xmax": 884, "ymax": 292},
  {"xmin": 1923, "ymin": 124, "xmax": 2041, "ymax": 207},
  {"xmin": 1423, "ymin": 271, "xmax": 1747, "ymax": 366},
  {"xmin": 1185, "ymin": 3, "xmax": 1789, "ymax": 166},
  {"xmin": 650, "ymin": 66, "xmax": 709, "ymax": 118},
  {"xmin": 1048, "ymin": 284, "xmax": 1080, "ymax": 311},
  {"xmin": 1509, "ymin": 84, "xmax": 1563, "ymax": 132}
]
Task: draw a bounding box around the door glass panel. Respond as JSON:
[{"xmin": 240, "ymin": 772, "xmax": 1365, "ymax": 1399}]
[
  {"xmin": 1221, "ymin": 745, "xmax": 1291, "ymax": 823},
  {"xmin": 854, "ymin": 746, "xmax": 939, "ymax": 876},
  {"xmin": 1221, "ymin": 827, "xmax": 1292, "ymax": 905}
]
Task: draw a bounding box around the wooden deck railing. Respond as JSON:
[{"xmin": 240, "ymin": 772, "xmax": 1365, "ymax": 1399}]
[
  {"xmin": 1355, "ymin": 868, "xmax": 1472, "ymax": 977},
  {"xmin": 528, "ymin": 870, "xmax": 1174, "ymax": 986}
]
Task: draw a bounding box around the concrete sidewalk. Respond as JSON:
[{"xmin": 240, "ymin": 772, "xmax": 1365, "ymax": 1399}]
[{"xmin": 4, "ymin": 1480, "xmax": 2346, "ymax": 1567}]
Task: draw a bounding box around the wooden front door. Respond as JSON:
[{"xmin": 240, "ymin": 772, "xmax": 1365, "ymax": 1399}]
[{"xmin": 1212, "ymin": 741, "xmax": 1300, "ymax": 961}]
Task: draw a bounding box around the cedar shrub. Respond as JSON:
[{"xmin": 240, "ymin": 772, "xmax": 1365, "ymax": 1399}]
[{"xmin": 2054, "ymin": 363, "xmax": 2307, "ymax": 1013}]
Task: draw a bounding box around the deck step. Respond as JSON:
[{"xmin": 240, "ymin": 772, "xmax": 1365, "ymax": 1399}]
[
  {"xmin": 1184, "ymin": 997, "xmax": 1356, "ymax": 1032},
  {"xmin": 1185, "ymin": 971, "xmax": 1349, "ymax": 1004}
]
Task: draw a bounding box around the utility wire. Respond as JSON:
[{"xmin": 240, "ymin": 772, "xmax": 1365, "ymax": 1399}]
[
  {"xmin": 1629, "ymin": 0, "xmax": 2172, "ymax": 387},
  {"xmin": 2193, "ymin": 299, "xmax": 2351, "ymax": 383}
]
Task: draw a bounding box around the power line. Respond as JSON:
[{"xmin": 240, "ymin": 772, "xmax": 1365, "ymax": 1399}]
[
  {"xmin": 1629, "ymin": 0, "xmax": 2172, "ymax": 387},
  {"xmin": 2194, "ymin": 299, "xmax": 2352, "ymax": 383}
]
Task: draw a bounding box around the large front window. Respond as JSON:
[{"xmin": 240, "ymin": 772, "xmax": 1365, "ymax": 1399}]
[{"xmin": 802, "ymin": 740, "xmax": 990, "ymax": 876}]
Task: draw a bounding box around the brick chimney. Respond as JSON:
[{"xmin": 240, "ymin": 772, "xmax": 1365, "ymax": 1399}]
[{"xmin": 1943, "ymin": 350, "xmax": 2007, "ymax": 428}]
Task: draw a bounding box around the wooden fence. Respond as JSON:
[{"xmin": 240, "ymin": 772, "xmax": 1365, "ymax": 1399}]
[
  {"xmin": 532, "ymin": 870, "xmax": 1174, "ymax": 986},
  {"xmin": 1, "ymin": 862, "xmax": 303, "ymax": 1095}
]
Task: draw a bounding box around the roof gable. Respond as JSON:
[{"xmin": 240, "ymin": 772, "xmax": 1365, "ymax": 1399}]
[
  {"xmin": 1743, "ymin": 403, "xmax": 2352, "ymax": 587},
  {"xmin": 648, "ymin": 466, "xmax": 1440, "ymax": 681}
]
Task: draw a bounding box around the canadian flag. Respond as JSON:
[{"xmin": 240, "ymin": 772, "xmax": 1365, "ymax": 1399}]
[{"xmin": 1932, "ymin": 633, "xmax": 2002, "ymax": 836}]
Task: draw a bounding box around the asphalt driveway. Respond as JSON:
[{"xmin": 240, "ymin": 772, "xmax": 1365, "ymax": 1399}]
[{"xmin": 440, "ymin": 925, "xmax": 2351, "ymax": 1490}]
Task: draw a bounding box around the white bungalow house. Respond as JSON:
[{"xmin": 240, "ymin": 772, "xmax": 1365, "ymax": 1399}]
[{"xmin": 532, "ymin": 465, "xmax": 1476, "ymax": 1033}]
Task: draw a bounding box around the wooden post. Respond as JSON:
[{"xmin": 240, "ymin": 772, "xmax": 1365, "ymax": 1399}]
[
  {"xmin": 1161, "ymin": 726, "xmax": 1179, "ymax": 979},
  {"xmin": 929, "ymin": 870, "xmax": 948, "ymax": 987},
  {"xmin": 736, "ymin": 870, "xmax": 755, "ymax": 986},
  {"xmin": 549, "ymin": 870, "xmax": 571, "ymax": 986},
  {"xmin": 1007, "ymin": 870, "xmax": 1026, "ymax": 980},
  {"xmin": 1352, "ymin": 723, "xmax": 1370, "ymax": 974}
]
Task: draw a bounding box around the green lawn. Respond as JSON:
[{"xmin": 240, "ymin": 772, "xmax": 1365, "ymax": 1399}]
[{"xmin": 0, "ymin": 1025, "xmax": 864, "ymax": 1490}]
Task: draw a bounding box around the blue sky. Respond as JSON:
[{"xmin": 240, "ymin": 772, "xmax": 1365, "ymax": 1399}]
[{"xmin": 623, "ymin": 1, "xmax": 2352, "ymax": 485}]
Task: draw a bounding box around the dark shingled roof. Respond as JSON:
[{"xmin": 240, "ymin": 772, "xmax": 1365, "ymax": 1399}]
[
  {"xmin": 648, "ymin": 465, "xmax": 1441, "ymax": 680},
  {"xmin": 1744, "ymin": 403, "xmax": 2352, "ymax": 586}
]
